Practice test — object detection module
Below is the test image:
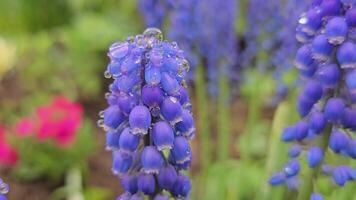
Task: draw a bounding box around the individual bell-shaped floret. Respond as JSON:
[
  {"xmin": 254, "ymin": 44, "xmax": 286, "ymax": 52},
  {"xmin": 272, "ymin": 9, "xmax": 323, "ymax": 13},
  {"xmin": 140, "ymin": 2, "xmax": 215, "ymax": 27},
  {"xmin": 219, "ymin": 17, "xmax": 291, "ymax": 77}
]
[
  {"xmin": 145, "ymin": 65, "xmax": 161, "ymax": 85},
  {"xmin": 112, "ymin": 151, "xmax": 133, "ymax": 175},
  {"xmin": 141, "ymin": 84, "xmax": 164, "ymax": 108},
  {"xmin": 119, "ymin": 128, "xmax": 141, "ymax": 153},
  {"xmin": 284, "ymin": 159, "xmax": 300, "ymax": 177},
  {"xmin": 309, "ymin": 111, "xmax": 326, "ymax": 134},
  {"xmin": 295, "ymin": 121, "xmax": 309, "ymax": 141},
  {"xmin": 302, "ymin": 80, "xmax": 323, "ymax": 102},
  {"xmin": 316, "ymin": 64, "xmax": 340, "ymax": 88},
  {"xmin": 297, "ymin": 93, "xmax": 315, "ymax": 117},
  {"xmin": 120, "ymin": 55, "xmax": 141, "ymax": 74},
  {"xmin": 269, "ymin": 172, "xmax": 286, "ymax": 185},
  {"xmin": 161, "ymin": 73, "xmax": 180, "ymax": 96},
  {"xmin": 307, "ymin": 146, "xmax": 324, "ymax": 168},
  {"xmin": 170, "ymin": 174, "xmax": 191, "ymax": 197},
  {"xmin": 324, "ymin": 98, "xmax": 346, "ymax": 123},
  {"xmin": 311, "ymin": 35, "xmax": 334, "ymax": 62},
  {"xmin": 114, "ymin": 74, "xmax": 140, "ymax": 93},
  {"xmin": 329, "ymin": 129, "xmax": 349, "ymax": 153},
  {"xmin": 320, "ymin": 0, "xmax": 341, "ymax": 17},
  {"xmin": 332, "ymin": 166, "xmax": 356, "ymax": 186},
  {"xmin": 337, "ymin": 42, "xmax": 356, "ymax": 69},
  {"xmin": 302, "ymin": 9, "xmax": 323, "ymax": 35},
  {"xmin": 281, "ymin": 126, "xmax": 297, "ymax": 142},
  {"xmin": 137, "ymin": 173, "xmax": 156, "ymax": 195},
  {"xmin": 299, "ymin": 62, "xmax": 317, "ymax": 79},
  {"xmin": 152, "ymin": 121, "xmax": 175, "ymax": 150},
  {"xmin": 325, "ymin": 17, "xmax": 348, "ymax": 45},
  {"xmin": 171, "ymin": 136, "xmax": 191, "ymax": 164},
  {"xmin": 108, "ymin": 42, "xmax": 130, "ymax": 61},
  {"xmin": 295, "ymin": 45, "xmax": 314, "ymax": 70},
  {"xmin": 288, "ymin": 144, "xmax": 302, "ymax": 158},
  {"xmin": 176, "ymin": 86, "xmax": 191, "ymax": 108},
  {"xmin": 342, "ymin": 108, "xmax": 356, "ymax": 130},
  {"xmin": 103, "ymin": 106, "xmax": 126, "ymax": 130},
  {"xmin": 107, "ymin": 62, "xmax": 121, "ymax": 77},
  {"xmin": 129, "ymin": 105, "xmax": 152, "ymax": 135},
  {"xmin": 176, "ymin": 109, "xmax": 195, "ymax": 139},
  {"xmin": 117, "ymin": 93, "xmax": 138, "ymax": 115},
  {"xmin": 141, "ymin": 146, "xmax": 164, "ymax": 174},
  {"xmin": 106, "ymin": 131, "xmax": 121, "ymax": 150},
  {"xmin": 121, "ymin": 175, "xmax": 138, "ymax": 194},
  {"xmin": 157, "ymin": 165, "xmax": 178, "ymax": 190},
  {"xmin": 161, "ymin": 97, "xmax": 183, "ymax": 125}
]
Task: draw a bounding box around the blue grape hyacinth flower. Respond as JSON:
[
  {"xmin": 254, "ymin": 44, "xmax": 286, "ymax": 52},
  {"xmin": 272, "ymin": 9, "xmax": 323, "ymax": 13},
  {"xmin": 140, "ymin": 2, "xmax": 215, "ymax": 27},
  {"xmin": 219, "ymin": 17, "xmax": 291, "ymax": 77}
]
[
  {"xmin": 99, "ymin": 28, "xmax": 195, "ymax": 199},
  {"xmin": 270, "ymin": 1, "xmax": 356, "ymax": 199}
]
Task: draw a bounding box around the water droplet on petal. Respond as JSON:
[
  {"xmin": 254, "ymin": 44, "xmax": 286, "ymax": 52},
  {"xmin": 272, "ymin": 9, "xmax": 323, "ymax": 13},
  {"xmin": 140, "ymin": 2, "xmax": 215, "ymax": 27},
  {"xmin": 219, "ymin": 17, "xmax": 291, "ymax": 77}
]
[{"xmin": 104, "ymin": 70, "xmax": 112, "ymax": 78}]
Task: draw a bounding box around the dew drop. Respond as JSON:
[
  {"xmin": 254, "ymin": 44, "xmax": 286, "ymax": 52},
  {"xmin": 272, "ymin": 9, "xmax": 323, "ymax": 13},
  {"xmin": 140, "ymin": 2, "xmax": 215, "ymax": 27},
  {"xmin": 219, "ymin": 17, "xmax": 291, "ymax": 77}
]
[
  {"xmin": 104, "ymin": 70, "xmax": 112, "ymax": 78},
  {"xmin": 105, "ymin": 92, "xmax": 111, "ymax": 99},
  {"xmin": 0, "ymin": 183, "xmax": 9, "ymax": 194},
  {"xmin": 97, "ymin": 119, "xmax": 104, "ymax": 128},
  {"xmin": 143, "ymin": 28, "xmax": 163, "ymax": 41},
  {"xmin": 99, "ymin": 110, "xmax": 105, "ymax": 118}
]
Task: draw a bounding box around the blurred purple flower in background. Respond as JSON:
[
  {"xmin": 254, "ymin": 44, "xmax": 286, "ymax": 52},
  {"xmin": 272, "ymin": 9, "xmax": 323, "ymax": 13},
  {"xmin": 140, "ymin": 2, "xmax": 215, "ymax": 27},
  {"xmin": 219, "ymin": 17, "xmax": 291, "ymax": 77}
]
[
  {"xmin": 138, "ymin": 0, "xmax": 171, "ymax": 28},
  {"xmin": 99, "ymin": 28, "xmax": 195, "ymax": 199},
  {"xmin": 139, "ymin": 0, "xmax": 238, "ymax": 96},
  {"xmin": 271, "ymin": 1, "xmax": 356, "ymax": 199},
  {"xmin": 242, "ymin": 0, "xmax": 308, "ymax": 102}
]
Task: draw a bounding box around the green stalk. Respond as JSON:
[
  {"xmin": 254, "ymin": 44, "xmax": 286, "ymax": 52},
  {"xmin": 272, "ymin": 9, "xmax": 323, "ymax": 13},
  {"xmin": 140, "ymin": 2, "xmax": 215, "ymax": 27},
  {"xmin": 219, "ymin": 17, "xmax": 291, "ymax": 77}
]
[
  {"xmin": 296, "ymin": 125, "xmax": 332, "ymax": 200},
  {"xmin": 195, "ymin": 64, "xmax": 211, "ymax": 170},
  {"xmin": 217, "ymin": 72, "xmax": 230, "ymax": 161},
  {"xmin": 258, "ymin": 101, "xmax": 290, "ymax": 200},
  {"xmin": 66, "ymin": 167, "xmax": 84, "ymax": 200}
]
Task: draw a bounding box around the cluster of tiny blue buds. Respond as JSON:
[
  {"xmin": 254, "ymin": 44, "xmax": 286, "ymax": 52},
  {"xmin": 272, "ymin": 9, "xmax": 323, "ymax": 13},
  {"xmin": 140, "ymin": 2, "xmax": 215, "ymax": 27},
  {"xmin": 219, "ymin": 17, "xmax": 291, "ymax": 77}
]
[
  {"xmin": 98, "ymin": 28, "xmax": 195, "ymax": 200},
  {"xmin": 0, "ymin": 179, "xmax": 9, "ymax": 200},
  {"xmin": 270, "ymin": 1, "xmax": 356, "ymax": 199}
]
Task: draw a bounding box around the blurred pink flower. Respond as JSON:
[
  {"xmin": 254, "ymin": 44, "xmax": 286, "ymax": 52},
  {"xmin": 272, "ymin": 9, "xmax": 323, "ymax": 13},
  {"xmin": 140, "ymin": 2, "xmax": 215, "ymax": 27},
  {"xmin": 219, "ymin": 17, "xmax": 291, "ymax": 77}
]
[
  {"xmin": 36, "ymin": 96, "xmax": 83, "ymax": 147},
  {"xmin": 14, "ymin": 117, "xmax": 35, "ymax": 137},
  {"xmin": 0, "ymin": 125, "xmax": 18, "ymax": 166}
]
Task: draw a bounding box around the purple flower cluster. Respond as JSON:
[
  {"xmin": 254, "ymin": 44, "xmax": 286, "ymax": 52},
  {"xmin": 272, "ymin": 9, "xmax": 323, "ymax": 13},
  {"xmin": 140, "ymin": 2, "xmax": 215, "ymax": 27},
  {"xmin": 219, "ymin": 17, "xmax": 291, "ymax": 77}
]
[
  {"xmin": 99, "ymin": 28, "xmax": 195, "ymax": 199},
  {"xmin": 169, "ymin": 0, "xmax": 238, "ymax": 95},
  {"xmin": 0, "ymin": 179, "xmax": 9, "ymax": 200},
  {"xmin": 168, "ymin": 0, "xmax": 200, "ymax": 81},
  {"xmin": 242, "ymin": 0, "xmax": 283, "ymax": 70},
  {"xmin": 138, "ymin": 0, "xmax": 171, "ymax": 28},
  {"xmin": 242, "ymin": 0, "xmax": 308, "ymax": 103},
  {"xmin": 270, "ymin": 1, "xmax": 356, "ymax": 199}
]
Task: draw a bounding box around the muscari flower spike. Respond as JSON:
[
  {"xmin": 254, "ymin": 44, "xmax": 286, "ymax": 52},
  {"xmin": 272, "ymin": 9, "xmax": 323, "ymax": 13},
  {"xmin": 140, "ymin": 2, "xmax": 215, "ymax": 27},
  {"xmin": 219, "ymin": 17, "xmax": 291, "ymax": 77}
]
[
  {"xmin": 270, "ymin": 1, "xmax": 356, "ymax": 199},
  {"xmin": 99, "ymin": 28, "xmax": 195, "ymax": 199},
  {"xmin": 0, "ymin": 179, "xmax": 9, "ymax": 200}
]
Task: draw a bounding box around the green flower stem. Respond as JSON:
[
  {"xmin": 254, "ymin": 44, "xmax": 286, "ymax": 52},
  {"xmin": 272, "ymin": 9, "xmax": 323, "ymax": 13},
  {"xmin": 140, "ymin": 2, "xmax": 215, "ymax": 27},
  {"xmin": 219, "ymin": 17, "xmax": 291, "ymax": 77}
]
[
  {"xmin": 258, "ymin": 101, "xmax": 290, "ymax": 200},
  {"xmin": 196, "ymin": 64, "xmax": 211, "ymax": 170},
  {"xmin": 297, "ymin": 124, "xmax": 333, "ymax": 200},
  {"xmin": 217, "ymin": 72, "xmax": 230, "ymax": 161},
  {"xmin": 66, "ymin": 167, "xmax": 84, "ymax": 200},
  {"xmin": 242, "ymin": 92, "xmax": 263, "ymax": 159}
]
